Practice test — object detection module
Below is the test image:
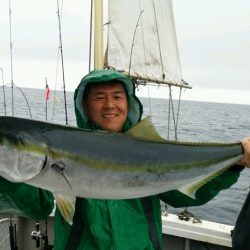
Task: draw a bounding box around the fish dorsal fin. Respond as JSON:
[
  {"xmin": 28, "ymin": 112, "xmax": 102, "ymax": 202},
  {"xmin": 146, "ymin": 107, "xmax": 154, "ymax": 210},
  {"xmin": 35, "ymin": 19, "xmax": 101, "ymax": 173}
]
[{"xmin": 126, "ymin": 116, "xmax": 166, "ymax": 143}]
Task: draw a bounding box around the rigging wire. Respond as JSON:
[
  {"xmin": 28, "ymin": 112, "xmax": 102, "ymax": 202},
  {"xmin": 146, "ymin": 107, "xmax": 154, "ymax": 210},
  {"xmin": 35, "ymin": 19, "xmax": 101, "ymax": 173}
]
[
  {"xmin": 128, "ymin": 10, "xmax": 144, "ymax": 76},
  {"xmin": 8, "ymin": 0, "xmax": 14, "ymax": 116},
  {"xmin": 175, "ymin": 87, "xmax": 183, "ymax": 133},
  {"xmin": 134, "ymin": 1, "xmax": 182, "ymax": 138},
  {"xmin": 152, "ymin": 0, "xmax": 165, "ymax": 79},
  {"xmin": 0, "ymin": 68, "xmax": 7, "ymax": 116},
  {"xmin": 56, "ymin": 0, "xmax": 68, "ymax": 125},
  {"xmin": 138, "ymin": 0, "xmax": 152, "ymax": 116},
  {"xmin": 14, "ymin": 84, "xmax": 32, "ymax": 118},
  {"xmin": 167, "ymin": 85, "xmax": 181, "ymax": 141},
  {"xmin": 169, "ymin": 86, "xmax": 178, "ymax": 140},
  {"xmin": 167, "ymin": 87, "xmax": 171, "ymax": 140}
]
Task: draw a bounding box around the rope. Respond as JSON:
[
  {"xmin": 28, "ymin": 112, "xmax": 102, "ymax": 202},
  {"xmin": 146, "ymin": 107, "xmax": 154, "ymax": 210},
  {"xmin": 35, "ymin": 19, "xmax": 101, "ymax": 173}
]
[
  {"xmin": 169, "ymin": 86, "xmax": 178, "ymax": 140},
  {"xmin": 137, "ymin": 0, "xmax": 152, "ymax": 116},
  {"xmin": 14, "ymin": 84, "xmax": 32, "ymax": 118},
  {"xmin": 8, "ymin": 0, "xmax": 14, "ymax": 116},
  {"xmin": 0, "ymin": 84, "xmax": 32, "ymax": 118},
  {"xmin": 177, "ymin": 208, "xmax": 201, "ymax": 224},
  {"xmin": 167, "ymin": 88, "xmax": 171, "ymax": 140},
  {"xmin": 175, "ymin": 87, "xmax": 182, "ymax": 130},
  {"xmin": 152, "ymin": 0, "xmax": 164, "ymax": 79},
  {"xmin": 128, "ymin": 10, "xmax": 144, "ymax": 75},
  {"xmin": 0, "ymin": 69, "xmax": 7, "ymax": 115},
  {"xmin": 56, "ymin": 0, "xmax": 68, "ymax": 125}
]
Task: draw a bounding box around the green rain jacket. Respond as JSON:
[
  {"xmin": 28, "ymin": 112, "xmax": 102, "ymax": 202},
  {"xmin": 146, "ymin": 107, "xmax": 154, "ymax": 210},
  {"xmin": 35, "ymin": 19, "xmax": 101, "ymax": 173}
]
[
  {"xmin": 53, "ymin": 69, "xmax": 243, "ymax": 250},
  {"xmin": 0, "ymin": 177, "xmax": 54, "ymax": 220}
]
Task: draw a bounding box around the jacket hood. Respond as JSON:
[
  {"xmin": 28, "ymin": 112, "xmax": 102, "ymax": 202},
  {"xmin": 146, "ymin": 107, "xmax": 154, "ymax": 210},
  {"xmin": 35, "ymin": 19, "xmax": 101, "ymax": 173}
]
[{"xmin": 74, "ymin": 69, "xmax": 143, "ymax": 130}]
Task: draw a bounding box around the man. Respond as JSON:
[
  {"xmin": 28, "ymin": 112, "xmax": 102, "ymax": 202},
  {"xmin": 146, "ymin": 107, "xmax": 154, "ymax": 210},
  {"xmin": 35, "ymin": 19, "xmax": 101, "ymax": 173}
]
[{"xmin": 53, "ymin": 68, "xmax": 250, "ymax": 249}]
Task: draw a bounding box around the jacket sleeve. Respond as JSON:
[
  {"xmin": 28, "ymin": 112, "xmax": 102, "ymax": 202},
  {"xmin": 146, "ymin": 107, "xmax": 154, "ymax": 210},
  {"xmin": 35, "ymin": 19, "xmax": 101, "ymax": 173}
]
[
  {"xmin": 159, "ymin": 165, "xmax": 244, "ymax": 207},
  {"xmin": 0, "ymin": 177, "xmax": 54, "ymax": 220},
  {"xmin": 53, "ymin": 207, "xmax": 71, "ymax": 250}
]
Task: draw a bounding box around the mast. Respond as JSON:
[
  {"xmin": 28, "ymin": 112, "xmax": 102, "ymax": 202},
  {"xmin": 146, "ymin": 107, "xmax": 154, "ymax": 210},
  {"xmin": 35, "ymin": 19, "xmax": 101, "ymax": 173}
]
[{"xmin": 94, "ymin": 0, "xmax": 104, "ymax": 69}]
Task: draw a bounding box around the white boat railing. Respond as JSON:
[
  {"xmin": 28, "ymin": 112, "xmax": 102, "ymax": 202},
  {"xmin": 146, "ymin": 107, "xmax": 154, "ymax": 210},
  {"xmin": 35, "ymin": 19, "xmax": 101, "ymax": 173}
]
[{"xmin": 162, "ymin": 213, "xmax": 233, "ymax": 247}]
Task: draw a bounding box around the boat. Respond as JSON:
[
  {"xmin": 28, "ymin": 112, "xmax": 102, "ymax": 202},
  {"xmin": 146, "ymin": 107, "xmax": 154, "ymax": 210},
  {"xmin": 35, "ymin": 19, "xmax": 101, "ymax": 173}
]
[{"xmin": 0, "ymin": 0, "xmax": 246, "ymax": 249}]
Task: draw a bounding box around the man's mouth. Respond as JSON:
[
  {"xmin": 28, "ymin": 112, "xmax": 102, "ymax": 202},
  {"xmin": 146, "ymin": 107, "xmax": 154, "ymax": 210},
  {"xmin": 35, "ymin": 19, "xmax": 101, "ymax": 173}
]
[{"xmin": 103, "ymin": 114, "xmax": 117, "ymax": 118}]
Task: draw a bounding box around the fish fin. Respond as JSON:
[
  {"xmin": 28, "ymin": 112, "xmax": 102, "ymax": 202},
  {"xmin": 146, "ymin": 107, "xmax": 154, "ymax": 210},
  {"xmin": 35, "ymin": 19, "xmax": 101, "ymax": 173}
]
[
  {"xmin": 178, "ymin": 156, "xmax": 242, "ymax": 198},
  {"xmin": 126, "ymin": 116, "xmax": 166, "ymax": 143},
  {"xmin": 54, "ymin": 194, "xmax": 75, "ymax": 225}
]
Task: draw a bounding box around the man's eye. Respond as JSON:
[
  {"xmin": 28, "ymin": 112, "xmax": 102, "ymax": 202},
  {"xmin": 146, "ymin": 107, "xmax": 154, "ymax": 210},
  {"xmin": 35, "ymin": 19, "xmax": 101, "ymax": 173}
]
[
  {"xmin": 114, "ymin": 95, "xmax": 124, "ymax": 99},
  {"xmin": 94, "ymin": 96, "xmax": 105, "ymax": 100}
]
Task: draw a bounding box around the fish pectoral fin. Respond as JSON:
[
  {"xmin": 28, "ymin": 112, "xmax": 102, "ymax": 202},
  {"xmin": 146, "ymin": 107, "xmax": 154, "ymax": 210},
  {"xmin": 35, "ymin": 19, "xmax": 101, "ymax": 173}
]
[
  {"xmin": 177, "ymin": 158, "xmax": 242, "ymax": 198},
  {"xmin": 178, "ymin": 176, "xmax": 206, "ymax": 199},
  {"xmin": 178, "ymin": 169, "xmax": 228, "ymax": 199},
  {"xmin": 54, "ymin": 194, "xmax": 75, "ymax": 225},
  {"xmin": 126, "ymin": 116, "xmax": 166, "ymax": 143}
]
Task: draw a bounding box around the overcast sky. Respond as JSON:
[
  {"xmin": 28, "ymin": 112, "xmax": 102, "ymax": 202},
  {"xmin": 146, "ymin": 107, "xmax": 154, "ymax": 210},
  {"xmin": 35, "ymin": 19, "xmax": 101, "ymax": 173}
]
[{"xmin": 0, "ymin": 0, "xmax": 250, "ymax": 104}]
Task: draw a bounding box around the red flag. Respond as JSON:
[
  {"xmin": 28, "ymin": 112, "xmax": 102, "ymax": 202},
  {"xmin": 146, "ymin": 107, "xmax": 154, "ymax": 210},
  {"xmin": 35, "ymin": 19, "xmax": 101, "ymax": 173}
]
[{"xmin": 45, "ymin": 83, "xmax": 50, "ymax": 101}]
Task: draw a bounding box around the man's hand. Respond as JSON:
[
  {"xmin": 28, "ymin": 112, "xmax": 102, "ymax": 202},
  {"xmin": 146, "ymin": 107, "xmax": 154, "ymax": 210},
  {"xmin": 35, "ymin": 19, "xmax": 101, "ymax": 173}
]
[{"xmin": 240, "ymin": 137, "xmax": 250, "ymax": 167}]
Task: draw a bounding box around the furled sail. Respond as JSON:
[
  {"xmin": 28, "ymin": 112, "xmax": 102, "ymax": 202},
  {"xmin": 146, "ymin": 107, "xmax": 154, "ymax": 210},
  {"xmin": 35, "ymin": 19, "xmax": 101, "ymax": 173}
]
[{"xmin": 106, "ymin": 0, "xmax": 190, "ymax": 88}]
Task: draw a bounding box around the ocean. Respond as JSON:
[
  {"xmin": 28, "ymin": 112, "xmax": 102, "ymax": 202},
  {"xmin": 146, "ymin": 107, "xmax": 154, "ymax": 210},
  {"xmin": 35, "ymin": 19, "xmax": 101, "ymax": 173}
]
[{"xmin": 1, "ymin": 86, "xmax": 250, "ymax": 226}]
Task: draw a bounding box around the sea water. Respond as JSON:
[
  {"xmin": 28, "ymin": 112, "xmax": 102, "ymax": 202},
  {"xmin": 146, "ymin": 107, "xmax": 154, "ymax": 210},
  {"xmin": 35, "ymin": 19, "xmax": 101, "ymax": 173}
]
[{"xmin": 0, "ymin": 86, "xmax": 250, "ymax": 226}]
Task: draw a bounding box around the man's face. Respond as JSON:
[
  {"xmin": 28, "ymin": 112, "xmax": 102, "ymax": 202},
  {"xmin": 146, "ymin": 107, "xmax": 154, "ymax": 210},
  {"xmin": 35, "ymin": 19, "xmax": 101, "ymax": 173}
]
[{"xmin": 84, "ymin": 82, "xmax": 128, "ymax": 133}]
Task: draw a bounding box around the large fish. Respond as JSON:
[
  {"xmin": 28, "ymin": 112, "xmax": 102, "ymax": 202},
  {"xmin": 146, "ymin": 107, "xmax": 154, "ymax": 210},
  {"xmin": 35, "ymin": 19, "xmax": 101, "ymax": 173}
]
[{"xmin": 0, "ymin": 116, "xmax": 244, "ymax": 199}]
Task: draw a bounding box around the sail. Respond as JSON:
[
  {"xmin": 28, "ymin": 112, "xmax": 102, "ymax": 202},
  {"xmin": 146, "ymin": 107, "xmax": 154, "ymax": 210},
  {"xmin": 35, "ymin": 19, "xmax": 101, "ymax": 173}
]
[{"xmin": 106, "ymin": 0, "xmax": 188, "ymax": 88}]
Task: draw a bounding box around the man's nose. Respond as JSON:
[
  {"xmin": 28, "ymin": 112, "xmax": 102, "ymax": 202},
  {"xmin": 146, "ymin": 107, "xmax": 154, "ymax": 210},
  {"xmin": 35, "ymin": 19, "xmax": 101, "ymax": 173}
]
[{"xmin": 104, "ymin": 96, "xmax": 115, "ymax": 108}]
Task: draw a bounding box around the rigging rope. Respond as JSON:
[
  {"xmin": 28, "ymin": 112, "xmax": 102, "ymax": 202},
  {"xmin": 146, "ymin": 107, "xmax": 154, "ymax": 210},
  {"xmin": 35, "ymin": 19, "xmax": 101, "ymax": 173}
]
[
  {"xmin": 167, "ymin": 88, "xmax": 171, "ymax": 140},
  {"xmin": 0, "ymin": 68, "xmax": 7, "ymax": 116},
  {"xmin": 175, "ymin": 87, "xmax": 183, "ymax": 134},
  {"xmin": 56, "ymin": 0, "xmax": 68, "ymax": 125},
  {"xmin": 14, "ymin": 84, "xmax": 32, "ymax": 118},
  {"xmin": 8, "ymin": 0, "xmax": 14, "ymax": 116},
  {"xmin": 128, "ymin": 10, "xmax": 144, "ymax": 75},
  {"xmin": 0, "ymin": 84, "xmax": 32, "ymax": 118},
  {"xmin": 152, "ymin": 0, "xmax": 165, "ymax": 79},
  {"xmin": 138, "ymin": 0, "xmax": 152, "ymax": 116},
  {"xmin": 169, "ymin": 86, "xmax": 178, "ymax": 140}
]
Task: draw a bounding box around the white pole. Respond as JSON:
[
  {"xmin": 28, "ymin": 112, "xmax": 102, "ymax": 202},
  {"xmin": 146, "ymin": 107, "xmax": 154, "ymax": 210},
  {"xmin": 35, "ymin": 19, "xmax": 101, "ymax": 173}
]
[{"xmin": 94, "ymin": 0, "xmax": 104, "ymax": 69}]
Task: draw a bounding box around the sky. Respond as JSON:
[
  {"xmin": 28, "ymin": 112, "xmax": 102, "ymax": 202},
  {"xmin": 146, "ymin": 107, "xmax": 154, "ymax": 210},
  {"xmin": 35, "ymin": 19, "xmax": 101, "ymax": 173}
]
[{"xmin": 0, "ymin": 0, "xmax": 250, "ymax": 104}]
